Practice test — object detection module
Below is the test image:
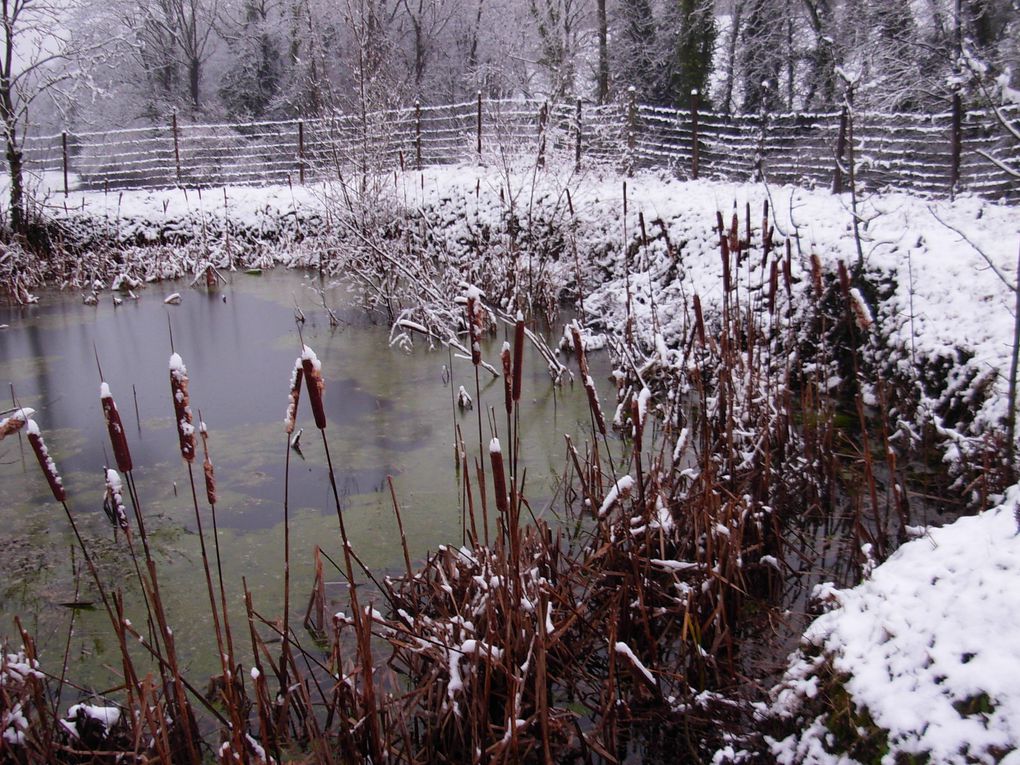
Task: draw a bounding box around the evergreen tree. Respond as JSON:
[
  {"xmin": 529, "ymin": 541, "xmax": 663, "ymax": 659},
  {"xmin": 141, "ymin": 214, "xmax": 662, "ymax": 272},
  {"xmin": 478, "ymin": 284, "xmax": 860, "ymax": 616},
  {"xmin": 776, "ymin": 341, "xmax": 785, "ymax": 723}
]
[
  {"xmin": 616, "ymin": 0, "xmax": 665, "ymax": 102},
  {"xmin": 667, "ymin": 0, "xmax": 716, "ymax": 108},
  {"xmin": 220, "ymin": 0, "xmax": 282, "ymax": 120},
  {"xmin": 740, "ymin": 0, "xmax": 785, "ymax": 112}
]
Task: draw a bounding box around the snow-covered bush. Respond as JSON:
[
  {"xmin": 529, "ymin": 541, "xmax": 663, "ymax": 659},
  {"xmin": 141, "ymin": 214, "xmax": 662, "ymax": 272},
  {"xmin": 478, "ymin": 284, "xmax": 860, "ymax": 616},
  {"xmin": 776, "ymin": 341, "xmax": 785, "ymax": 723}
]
[{"xmin": 765, "ymin": 489, "xmax": 1020, "ymax": 764}]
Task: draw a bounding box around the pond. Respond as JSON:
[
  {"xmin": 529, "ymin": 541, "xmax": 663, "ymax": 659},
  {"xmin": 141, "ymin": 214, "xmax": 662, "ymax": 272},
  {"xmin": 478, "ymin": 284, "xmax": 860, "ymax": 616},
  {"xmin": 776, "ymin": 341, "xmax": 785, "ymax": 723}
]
[{"xmin": 0, "ymin": 270, "xmax": 611, "ymax": 682}]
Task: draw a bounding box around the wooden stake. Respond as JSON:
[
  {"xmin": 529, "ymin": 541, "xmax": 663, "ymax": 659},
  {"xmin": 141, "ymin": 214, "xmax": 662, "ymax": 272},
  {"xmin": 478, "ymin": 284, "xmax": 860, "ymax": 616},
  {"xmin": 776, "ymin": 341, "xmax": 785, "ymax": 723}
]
[
  {"xmin": 298, "ymin": 119, "xmax": 305, "ymax": 185},
  {"xmin": 61, "ymin": 131, "xmax": 69, "ymax": 195},
  {"xmin": 171, "ymin": 112, "xmax": 182, "ymax": 185}
]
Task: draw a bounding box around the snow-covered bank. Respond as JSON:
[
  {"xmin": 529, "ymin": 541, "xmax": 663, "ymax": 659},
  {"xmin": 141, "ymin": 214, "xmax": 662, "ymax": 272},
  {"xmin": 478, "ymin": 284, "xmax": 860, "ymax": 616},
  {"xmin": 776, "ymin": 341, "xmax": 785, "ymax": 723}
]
[
  {"xmin": 765, "ymin": 492, "xmax": 1020, "ymax": 764},
  {"xmin": 13, "ymin": 164, "xmax": 1020, "ymax": 447}
]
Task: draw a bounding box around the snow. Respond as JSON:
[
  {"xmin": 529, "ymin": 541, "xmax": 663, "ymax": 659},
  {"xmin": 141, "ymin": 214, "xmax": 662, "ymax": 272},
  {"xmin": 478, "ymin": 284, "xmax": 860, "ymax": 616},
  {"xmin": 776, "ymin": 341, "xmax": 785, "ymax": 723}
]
[
  {"xmin": 300, "ymin": 345, "xmax": 321, "ymax": 370},
  {"xmin": 614, "ymin": 641, "xmax": 656, "ymax": 687},
  {"xmin": 598, "ymin": 475, "xmax": 635, "ymax": 518},
  {"xmin": 99, "ymin": 382, "xmax": 112, "ymax": 399},
  {"xmin": 0, "ymin": 407, "xmax": 35, "ymax": 439},
  {"xmin": 767, "ymin": 488, "xmax": 1020, "ymax": 764},
  {"xmin": 489, "ymin": 437, "xmax": 501, "ymax": 454},
  {"xmin": 168, "ymin": 352, "xmax": 187, "ymax": 376},
  {"xmin": 67, "ymin": 704, "xmax": 121, "ymax": 730}
]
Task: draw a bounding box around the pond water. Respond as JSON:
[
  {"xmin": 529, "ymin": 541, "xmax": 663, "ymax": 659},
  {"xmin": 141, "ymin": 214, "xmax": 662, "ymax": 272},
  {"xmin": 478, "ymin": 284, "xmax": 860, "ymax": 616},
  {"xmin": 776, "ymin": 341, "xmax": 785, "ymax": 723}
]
[{"xmin": 0, "ymin": 270, "xmax": 612, "ymax": 681}]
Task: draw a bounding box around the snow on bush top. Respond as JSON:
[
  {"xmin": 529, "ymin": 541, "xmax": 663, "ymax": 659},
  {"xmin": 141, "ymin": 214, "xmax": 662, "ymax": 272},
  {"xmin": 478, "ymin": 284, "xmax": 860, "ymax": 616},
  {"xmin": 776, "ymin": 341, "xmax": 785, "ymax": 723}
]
[{"xmin": 768, "ymin": 490, "xmax": 1020, "ymax": 764}]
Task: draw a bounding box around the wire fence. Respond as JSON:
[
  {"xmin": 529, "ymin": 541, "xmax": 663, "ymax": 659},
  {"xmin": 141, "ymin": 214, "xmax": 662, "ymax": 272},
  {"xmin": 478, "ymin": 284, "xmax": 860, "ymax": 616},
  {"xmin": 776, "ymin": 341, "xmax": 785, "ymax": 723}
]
[{"xmin": 19, "ymin": 96, "xmax": 1020, "ymax": 200}]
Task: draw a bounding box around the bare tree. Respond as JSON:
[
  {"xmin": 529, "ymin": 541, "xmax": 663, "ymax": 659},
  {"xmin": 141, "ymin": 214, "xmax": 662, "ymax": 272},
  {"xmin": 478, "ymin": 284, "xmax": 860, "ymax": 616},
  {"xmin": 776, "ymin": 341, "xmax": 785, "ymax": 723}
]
[
  {"xmin": 124, "ymin": 0, "xmax": 220, "ymax": 112},
  {"xmin": 395, "ymin": 0, "xmax": 456, "ymax": 96},
  {"xmin": 1, "ymin": 0, "xmax": 107, "ymax": 233}
]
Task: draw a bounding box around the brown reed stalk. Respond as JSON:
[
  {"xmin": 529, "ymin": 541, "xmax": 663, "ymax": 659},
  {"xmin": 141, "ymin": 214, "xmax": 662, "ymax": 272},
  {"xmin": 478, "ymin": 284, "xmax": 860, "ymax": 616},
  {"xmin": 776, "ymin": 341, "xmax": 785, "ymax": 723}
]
[
  {"xmin": 836, "ymin": 259, "xmax": 885, "ymax": 562},
  {"xmin": 466, "ymin": 289, "xmax": 490, "ymax": 545},
  {"xmin": 387, "ymin": 476, "xmax": 414, "ymax": 581}
]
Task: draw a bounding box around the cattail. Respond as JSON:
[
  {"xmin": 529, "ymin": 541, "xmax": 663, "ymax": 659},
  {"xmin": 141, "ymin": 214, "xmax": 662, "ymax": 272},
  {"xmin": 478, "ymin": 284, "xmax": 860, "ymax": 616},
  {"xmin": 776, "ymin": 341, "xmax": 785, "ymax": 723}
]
[
  {"xmin": 811, "ymin": 253, "xmax": 824, "ymax": 298},
  {"xmin": 26, "ymin": 420, "xmax": 65, "ymax": 502},
  {"xmin": 0, "ymin": 407, "xmax": 34, "ymax": 440},
  {"xmin": 837, "ymin": 259, "xmax": 851, "ymax": 297},
  {"xmin": 631, "ymin": 398, "xmax": 643, "ymax": 453},
  {"xmin": 169, "ymin": 352, "xmax": 195, "ymax": 462},
  {"xmin": 199, "ymin": 421, "xmax": 216, "ymax": 506},
  {"xmin": 768, "ymin": 260, "xmax": 780, "ymax": 313},
  {"xmin": 465, "ymin": 287, "xmax": 484, "ymax": 366},
  {"xmin": 584, "ymin": 375, "xmax": 607, "ymax": 436},
  {"xmin": 763, "ymin": 200, "xmax": 771, "ymax": 258},
  {"xmin": 720, "ymin": 236, "xmax": 731, "ymax": 293},
  {"xmin": 104, "ymin": 467, "xmax": 128, "ymax": 530},
  {"xmin": 512, "ymin": 312, "xmax": 525, "ymax": 402},
  {"xmin": 501, "ymin": 343, "xmax": 512, "ymax": 415},
  {"xmin": 693, "ymin": 294, "xmax": 706, "ymax": 346},
  {"xmin": 100, "ymin": 382, "xmax": 133, "ymax": 472},
  {"xmin": 784, "ymin": 239, "xmax": 793, "ymax": 298},
  {"xmin": 301, "ymin": 345, "xmax": 326, "ymax": 430},
  {"xmin": 569, "ymin": 321, "xmax": 589, "ymax": 378},
  {"xmin": 729, "ymin": 208, "xmax": 739, "ymax": 255},
  {"xmin": 284, "ymin": 358, "xmax": 303, "ymax": 435},
  {"xmin": 489, "ymin": 438, "xmax": 509, "ymax": 515},
  {"xmin": 849, "ymin": 288, "xmax": 873, "ymax": 332}
]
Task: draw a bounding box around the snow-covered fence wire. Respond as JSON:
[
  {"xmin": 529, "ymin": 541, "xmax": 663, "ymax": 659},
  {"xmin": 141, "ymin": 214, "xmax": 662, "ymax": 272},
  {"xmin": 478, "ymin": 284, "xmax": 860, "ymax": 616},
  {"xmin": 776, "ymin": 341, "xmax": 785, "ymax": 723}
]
[
  {"xmin": 19, "ymin": 99, "xmax": 1019, "ymax": 200},
  {"xmin": 634, "ymin": 102, "xmax": 1020, "ymax": 199}
]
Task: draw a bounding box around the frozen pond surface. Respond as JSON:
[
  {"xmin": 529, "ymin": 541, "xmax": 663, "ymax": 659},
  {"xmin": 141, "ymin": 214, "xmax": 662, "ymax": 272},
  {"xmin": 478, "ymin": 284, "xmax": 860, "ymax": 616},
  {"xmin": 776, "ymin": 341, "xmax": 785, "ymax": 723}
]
[{"xmin": 0, "ymin": 270, "xmax": 609, "ymax": 678}]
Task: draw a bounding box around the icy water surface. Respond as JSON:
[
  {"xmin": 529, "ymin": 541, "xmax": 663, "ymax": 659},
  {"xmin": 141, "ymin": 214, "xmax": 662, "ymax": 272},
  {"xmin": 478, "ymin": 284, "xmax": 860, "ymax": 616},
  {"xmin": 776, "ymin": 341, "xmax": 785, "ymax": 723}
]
[{"xmin": 0, "ymin": 270, "xmax": 610, "ymax": 679}]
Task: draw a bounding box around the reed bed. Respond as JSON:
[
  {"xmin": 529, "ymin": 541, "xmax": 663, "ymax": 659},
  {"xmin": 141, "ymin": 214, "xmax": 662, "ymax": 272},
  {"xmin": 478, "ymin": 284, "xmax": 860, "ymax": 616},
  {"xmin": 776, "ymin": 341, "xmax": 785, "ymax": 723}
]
[{"xmin": 0, "ymin": 199, "xmax": 983, "ymax": 764}]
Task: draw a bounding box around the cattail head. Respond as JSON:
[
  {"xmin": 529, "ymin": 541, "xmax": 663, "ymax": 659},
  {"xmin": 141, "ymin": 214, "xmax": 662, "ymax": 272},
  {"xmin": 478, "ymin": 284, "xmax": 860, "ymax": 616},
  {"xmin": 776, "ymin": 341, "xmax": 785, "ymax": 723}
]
[
  {"xmin": 465, "ymin": 286, "xmax": 484, "ymax": 366},
  {"xmin": 489, "ymin": 438, "xmax": 509, "ymax": 516},
  {"xmin": 0, "ymin": 407, "xmax": 34, "ymax": 441},
  {"xmin": 104, "ymin": 467, "xmax": 128, "ymax": 530},
  {"xmin": 301, "ymin": 345, "xmax": 326, "ymax": 430},
  {"xmin": 811, "ymin": 253, "xmax": 824, "ymax": 298},
  {"xmin": 569, "ymin": 321, "xmax": 589, "ymax": 378},
  {"xmin": 501, "ymin": 342, "xmax": 512, "ymax": 415},
  {"xmin": 768, "ymin": 260, "xmax": 780, "ymax": 313},
  {"xmin": 720, "ymin": 236, "xmax": 731, "ymax": 293},
  {"xmin": 583, "ymin": 375, "xmax": 607, "ymax": 436},
  {"xmin": 169, "ymin": 352, "xmax": 195, "ymax": 462},
  {"xmin": 693, "ymin": 294, "xmax": 706, "ymax": 346},
  {"xmin": 26, "ymin": 420, "xmax": 65, "ymax": 502},
  {"xmin": 784, "ymin": 239, "xmax": 793, "ymax": 298},
  {"xmin": 284, "ymin": 358, "xmax": 303, "ymax": 434},
  {"xmin": 630, "ymin": 398, "xmax": 643, "ymax": 453},
  {"xmin": 199, "ymin": 421, "xmax": 216, "ymax": 506},
  {"xmin": 512, "ymin": 312, "xmax": 525, "ymax": 402},
  {"xmin": 837, "ymin": 260, "xmax": 851, "ymax": 297},
  {"xmin": 849, "ymin": 287, "xmax": 873, "ymax": 332},
  {"xmin": 100, "ymin": 383, "xmax": 133, "ymax": 473}
]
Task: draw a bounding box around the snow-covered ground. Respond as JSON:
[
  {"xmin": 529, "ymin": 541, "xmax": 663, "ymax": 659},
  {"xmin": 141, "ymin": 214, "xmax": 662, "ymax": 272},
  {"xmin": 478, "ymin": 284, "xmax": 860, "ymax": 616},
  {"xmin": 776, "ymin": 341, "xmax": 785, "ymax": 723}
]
[{"xmin": 766, "ymin": 491, "xmax": 1020, "ymax": 764}]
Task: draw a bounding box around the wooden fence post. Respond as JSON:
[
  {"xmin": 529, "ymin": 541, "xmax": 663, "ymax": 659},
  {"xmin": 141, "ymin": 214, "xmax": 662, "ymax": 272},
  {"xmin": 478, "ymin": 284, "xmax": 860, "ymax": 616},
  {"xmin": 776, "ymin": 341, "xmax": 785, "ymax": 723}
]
[
  {"xmin": 832, "ymin": 105, "xmax": 848, "ymax": 194},
  {"xmin": 626, "ymin": 85, "xmax": 637, "ymax": 176},
  {"xmin": 476, "ymin": 90, "xmax": 483, "ymax": 160},
  {"xmin": 415, "ymin": 100, "xmax": 422, "ymax": 170},
  {"xmin": 171, "ymin": 111, "xmax": 182, "ymax": 184},
  {"xmin": 537, "ymin": 101, "xmax": 548, "ymax": 169},
  {"xmin": 950, "ymin": 90, "xmax": 963, "ymax": 197},
  {"xmin": 575, "ymin": 98, "xmax": 583, "ymax": 170},
  {"xmin": 298, "ymin": 119, "xmax": 305, "ymax": 184},
  {"xmin": 690, "ymin": 89, "xmax": 700, "ymax": 180},
  {"xmin": 61, "ymin": 131, "xmax": 68, "ymax": 195}
]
